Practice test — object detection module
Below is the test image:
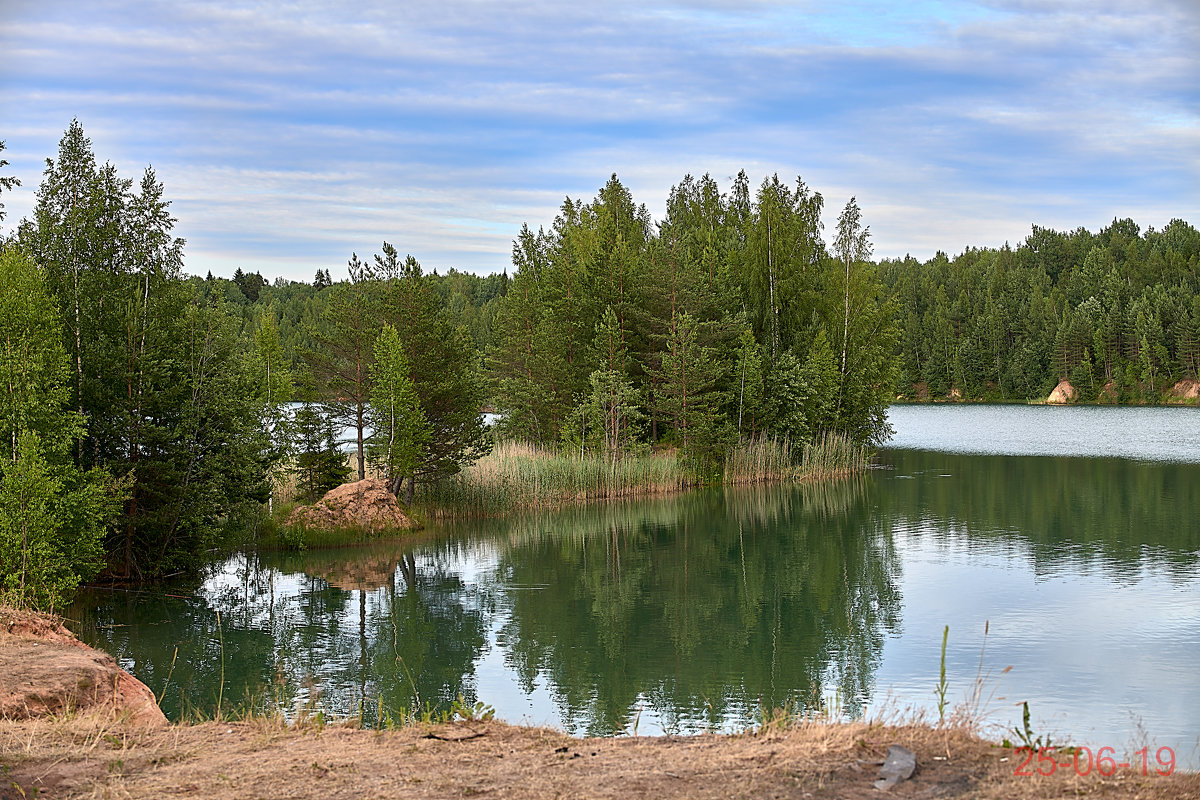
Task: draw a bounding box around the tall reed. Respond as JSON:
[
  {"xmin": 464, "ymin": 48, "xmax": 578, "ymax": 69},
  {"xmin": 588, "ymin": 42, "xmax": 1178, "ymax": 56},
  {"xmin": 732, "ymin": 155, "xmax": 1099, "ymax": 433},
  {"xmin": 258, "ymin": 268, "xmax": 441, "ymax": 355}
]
[
  {"xmin": 416, "ymin": 441, "xmax": 692, "ymax": 519},
  {"xmin": 417, "ymin": 432, "xmax": 870, "ymax": 519},
  {"xmin": 724, "ymin": 431, "xmax": 869, "ymax": 484}
]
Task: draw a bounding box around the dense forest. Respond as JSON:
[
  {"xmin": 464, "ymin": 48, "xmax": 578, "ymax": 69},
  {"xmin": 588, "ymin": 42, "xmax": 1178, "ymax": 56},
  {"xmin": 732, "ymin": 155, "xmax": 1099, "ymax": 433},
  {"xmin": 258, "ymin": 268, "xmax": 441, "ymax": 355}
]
[
  {"xmin": 208, "ymin": 209, "xmax": 1200, "ymax": 410},
  {"xmin": 1, "ymin": 121, "xmax": 1196, "ymax": 610},
  {"xmin": 198, "ymin": 173, "xmax": 901, "ymax": 461},
  {"xmin": 880, "ymin": 222, "xmax": 1200, "ymax": 402}
]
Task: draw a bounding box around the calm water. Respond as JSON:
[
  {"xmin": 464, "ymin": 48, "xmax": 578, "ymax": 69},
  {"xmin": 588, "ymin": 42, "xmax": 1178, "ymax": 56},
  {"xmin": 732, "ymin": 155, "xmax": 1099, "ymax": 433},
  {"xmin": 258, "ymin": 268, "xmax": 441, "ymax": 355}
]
[{"xmin": 71, "ymin": 406, "xmax": 1200, "ymax": 765}]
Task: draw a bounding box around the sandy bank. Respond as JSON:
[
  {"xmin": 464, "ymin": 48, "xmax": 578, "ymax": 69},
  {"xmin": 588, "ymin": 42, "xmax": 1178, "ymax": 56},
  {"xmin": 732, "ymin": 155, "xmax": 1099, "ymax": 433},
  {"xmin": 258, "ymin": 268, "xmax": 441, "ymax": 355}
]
[
  {"xmin": 0, "ymin": 608, "xmax": 165, "ymax": 728},
  {"xmin": 3, "ymin": 717, "xmax": 1196, "ymax": 800}
]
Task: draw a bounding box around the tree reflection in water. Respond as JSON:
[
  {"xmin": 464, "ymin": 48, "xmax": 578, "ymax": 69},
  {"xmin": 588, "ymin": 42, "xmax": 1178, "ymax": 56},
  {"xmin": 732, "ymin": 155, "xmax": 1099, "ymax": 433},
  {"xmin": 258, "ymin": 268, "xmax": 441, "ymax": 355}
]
[
  {"xmin": 490, "ymin": 479, "xmax": 901, "ymax": 735},
  {"xmin": 72, "ymin": 478, "xmax": 901, "ymax": 731}
]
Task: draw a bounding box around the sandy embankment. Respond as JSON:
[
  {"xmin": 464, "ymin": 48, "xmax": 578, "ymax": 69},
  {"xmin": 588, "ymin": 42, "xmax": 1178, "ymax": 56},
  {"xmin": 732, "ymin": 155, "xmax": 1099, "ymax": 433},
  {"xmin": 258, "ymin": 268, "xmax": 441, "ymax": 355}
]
[{"xmin": 0, "ymin": 607, "xmax": 165, "ymax": 727}]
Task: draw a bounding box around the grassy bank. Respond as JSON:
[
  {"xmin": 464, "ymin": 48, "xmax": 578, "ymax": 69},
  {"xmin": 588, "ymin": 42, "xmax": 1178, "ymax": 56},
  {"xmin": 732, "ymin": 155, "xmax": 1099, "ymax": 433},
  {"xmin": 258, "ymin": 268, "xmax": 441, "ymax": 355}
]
[
  {"xmin": 416, "ymin": 433, "xmax": 869, "ymax": 519},
  {"xmin": 5, "ymin": 714, "xmax": 1196, "ymax": 800}
]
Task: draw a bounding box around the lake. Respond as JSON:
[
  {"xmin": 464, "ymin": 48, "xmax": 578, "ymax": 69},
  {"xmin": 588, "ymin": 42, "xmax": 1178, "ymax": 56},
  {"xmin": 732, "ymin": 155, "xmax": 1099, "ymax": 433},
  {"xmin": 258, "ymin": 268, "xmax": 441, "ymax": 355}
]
[{"xmin": 71, "ymin": 405, "xmax": 1200, "ymax": 765}]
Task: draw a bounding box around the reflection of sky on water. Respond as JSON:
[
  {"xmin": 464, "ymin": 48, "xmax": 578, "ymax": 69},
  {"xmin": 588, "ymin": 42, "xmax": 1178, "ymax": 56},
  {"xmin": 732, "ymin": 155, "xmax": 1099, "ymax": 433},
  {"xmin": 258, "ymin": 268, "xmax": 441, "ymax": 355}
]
[
  {"xmin": 887, "ymin": 405, "xmax": 1200, "ymax": 463},
  {"xmin": 868, "ymin": 518, "xmax": 1200, "ymax": 767},
  {"xmin": 173, "ymin": 515, "xmax": 1200, "ymax": 766}
]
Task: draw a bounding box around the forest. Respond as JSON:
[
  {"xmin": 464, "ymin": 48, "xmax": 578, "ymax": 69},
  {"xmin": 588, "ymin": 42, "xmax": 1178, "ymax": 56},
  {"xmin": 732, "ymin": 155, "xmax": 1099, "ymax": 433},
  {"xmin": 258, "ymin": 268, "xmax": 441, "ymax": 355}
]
[
  {"xmin": 1, "ymin": 122, "xmax": 1197, "ymax": 610},
  {"xmin": 881, "ymin": 221, "xmax": 1200, "ymax": 402}
]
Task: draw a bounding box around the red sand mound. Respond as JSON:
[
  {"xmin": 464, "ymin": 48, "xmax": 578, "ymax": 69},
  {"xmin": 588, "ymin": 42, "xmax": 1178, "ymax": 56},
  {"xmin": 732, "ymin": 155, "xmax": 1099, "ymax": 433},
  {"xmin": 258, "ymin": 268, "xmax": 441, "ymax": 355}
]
[
  {"xmin": 287, "ymin": 478, "xmax": 418, "ymax": 533},
  {"xmin": 1046, "ymin": 379, "xmax": 1077, "ymax": 404},
  {"xmin": 0, "ymin": 607, "xmax": 165, "ymax": 726},
  {"xmin": 1169, "ymin": 378, "xmax": 1199, "ymax": 401}
]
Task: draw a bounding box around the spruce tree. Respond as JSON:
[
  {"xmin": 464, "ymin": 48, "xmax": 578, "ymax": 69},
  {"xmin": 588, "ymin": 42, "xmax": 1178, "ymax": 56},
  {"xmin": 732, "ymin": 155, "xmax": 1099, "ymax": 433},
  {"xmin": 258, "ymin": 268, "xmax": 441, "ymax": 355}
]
[{"xmin": 368, "ymin": 324, "xmax": 429, "ymax": 497}]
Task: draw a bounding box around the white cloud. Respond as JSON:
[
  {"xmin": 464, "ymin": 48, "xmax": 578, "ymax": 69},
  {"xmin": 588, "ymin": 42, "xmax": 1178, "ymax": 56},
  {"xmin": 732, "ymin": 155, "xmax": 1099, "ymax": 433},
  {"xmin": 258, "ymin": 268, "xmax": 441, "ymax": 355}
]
[{"xmin": 1, "ymin": 0, "xmax": 1195, "ymax": 278}]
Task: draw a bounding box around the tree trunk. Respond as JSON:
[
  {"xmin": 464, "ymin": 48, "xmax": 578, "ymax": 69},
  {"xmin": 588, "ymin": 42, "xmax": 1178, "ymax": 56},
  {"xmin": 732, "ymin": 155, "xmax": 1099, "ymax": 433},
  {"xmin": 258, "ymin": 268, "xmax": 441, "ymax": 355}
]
[{"xmin": 355, "ymin": 401, "xmax": 366, "ymax": 480}]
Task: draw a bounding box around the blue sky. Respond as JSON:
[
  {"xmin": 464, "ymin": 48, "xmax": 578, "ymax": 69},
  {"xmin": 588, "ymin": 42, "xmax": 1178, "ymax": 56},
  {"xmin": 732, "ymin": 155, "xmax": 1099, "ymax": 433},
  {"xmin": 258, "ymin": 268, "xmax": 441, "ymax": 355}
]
[{"xmin": 1, "ymin": 0, "xmax": 1197, "ymax": 280}]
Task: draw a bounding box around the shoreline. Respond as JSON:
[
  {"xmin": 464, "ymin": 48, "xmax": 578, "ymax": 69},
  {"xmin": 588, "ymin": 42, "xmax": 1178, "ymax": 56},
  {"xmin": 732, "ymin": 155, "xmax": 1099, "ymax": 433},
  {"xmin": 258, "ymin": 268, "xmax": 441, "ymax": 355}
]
[
  {"xmin": 5, "ymin": 714, "xmax": 1197, "ymax": 799},
  {"xmin": 6, "ymin": 606, "xmax": 1197, "ymax": 798}
]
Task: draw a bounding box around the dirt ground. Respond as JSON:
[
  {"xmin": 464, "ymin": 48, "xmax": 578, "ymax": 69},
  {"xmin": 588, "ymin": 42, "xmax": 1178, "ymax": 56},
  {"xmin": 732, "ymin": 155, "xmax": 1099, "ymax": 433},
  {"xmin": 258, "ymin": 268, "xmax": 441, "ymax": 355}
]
[
  {"xmin": 0, "ymin": 608, "xmax": 165, "ymax": 728},
  {"xmin": 2, "ymin": 716, "xmax": 1196, "ymax": 800}
]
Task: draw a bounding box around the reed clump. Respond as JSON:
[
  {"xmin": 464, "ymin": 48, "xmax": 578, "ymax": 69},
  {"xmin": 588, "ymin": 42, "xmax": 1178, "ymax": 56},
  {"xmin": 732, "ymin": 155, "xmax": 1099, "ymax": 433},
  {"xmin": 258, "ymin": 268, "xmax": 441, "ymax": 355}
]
[
  {"xmin": 416, "ymin": 441, "xmax": 690, "ymax": 519},
  {"xmin": 418, "ymin": 433, "xmax": 870, "ymax": 519},
  {"xmin": 724, "ymin": 432, "xmax": 868, "ymax": 484}
]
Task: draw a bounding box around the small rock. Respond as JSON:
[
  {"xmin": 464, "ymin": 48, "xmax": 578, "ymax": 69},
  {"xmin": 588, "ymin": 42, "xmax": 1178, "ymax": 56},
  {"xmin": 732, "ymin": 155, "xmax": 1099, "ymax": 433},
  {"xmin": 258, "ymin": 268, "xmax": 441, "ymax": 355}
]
[{"xmin": 874, "ymin": 744, "xmax": 917, "ymax": 791}]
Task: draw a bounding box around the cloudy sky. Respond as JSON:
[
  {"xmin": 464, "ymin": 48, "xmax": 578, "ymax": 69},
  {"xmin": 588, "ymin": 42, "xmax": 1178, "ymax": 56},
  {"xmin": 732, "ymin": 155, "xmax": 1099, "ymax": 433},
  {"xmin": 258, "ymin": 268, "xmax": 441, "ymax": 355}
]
[{"xmin": 1, "ymin": 0, "xmax": 1197, "ymax": 281}]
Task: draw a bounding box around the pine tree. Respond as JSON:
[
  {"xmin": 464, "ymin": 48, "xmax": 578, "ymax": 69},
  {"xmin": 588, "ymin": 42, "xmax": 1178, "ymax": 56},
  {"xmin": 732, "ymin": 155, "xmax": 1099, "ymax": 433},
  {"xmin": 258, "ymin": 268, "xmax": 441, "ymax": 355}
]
[
  {"xmin": 291, "ymin": 399, "xmax": 350, "ymax": 502},
  {"xmin": 654, "ymin": 311, "xmax": 729, "ymax": 466},
  {"xmin": 304, "ymin": 254, "xmax": 380, "ymax": 480},
  {"xmin": 375, "ymin": 244, "xmax": 486, "ymax": 495},
  {"xmin": 565, "ymin": 308, "xmax": 644, "ymax": 461},
  {"xmin": 368, "ymin": 324, "xmax": 429, "ymax": 497}
]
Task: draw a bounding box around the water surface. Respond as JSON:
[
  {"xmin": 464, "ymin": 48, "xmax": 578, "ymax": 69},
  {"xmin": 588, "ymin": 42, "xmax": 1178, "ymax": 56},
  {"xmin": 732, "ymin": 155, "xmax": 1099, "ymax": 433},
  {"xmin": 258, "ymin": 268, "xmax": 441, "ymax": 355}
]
[
  {"xmin": 888, "ymin": 403, "xmax": 1200, "ymax": 462},
  {"xmin": 71, "ymin": 406, "xmax": 1200, "ymax": 766}
]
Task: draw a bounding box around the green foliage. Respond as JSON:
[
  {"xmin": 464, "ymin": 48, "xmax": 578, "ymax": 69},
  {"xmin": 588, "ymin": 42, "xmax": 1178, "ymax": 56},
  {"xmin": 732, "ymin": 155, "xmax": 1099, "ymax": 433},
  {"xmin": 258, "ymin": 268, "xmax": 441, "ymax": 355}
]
[
  {"xmin": 1003, "ymin": 701, "xmax": 1053, "ymax": 751},
  {"xmin": 292, "ymin": 397, "xmax": 351, "ymax": 502},
  {"xmin": 368, "ymin": 323, "xmax": 430, "ymax": 494},
  {"xmin": 0, "ymin": 431, "xmax": 108, "ymax": 609},
  {"xmin": 16, "ymin": 121, "xmax": 273, "ymax": 578},
  {"xmin": 0, "ymin": 139, "xmax": 19, "ymax": 231},
  {"xmin": 654, "ymin": 310, "xmax": 731, "ymax": 470},
  {"xmin": 487, "ymin": 171, "xmax": 899, "ymax": 466},
  {"xmin": 0, "ymin": 251, "xmax": 117, "ymax": 609},
  {"xmin": 733, "ymin": 326, "xmax": 766, "ymax": 437},
  {"xmin": 881, "ymin": 218, "xmax": 1200, "ymax": 402},
  {"xmin": 450, "ymin": 695, "xmax": 496, "ymax": 722},
  {"xmin": 935, "ymin": 625, "xmax": 949, "ymax": 724},
  {"xmin": 303, "ymin": 256, "xmax": 380, "ymax": 480},
  {"xmin": 374, "ymin": 245, "xmax": 488, "ymax": 492}
]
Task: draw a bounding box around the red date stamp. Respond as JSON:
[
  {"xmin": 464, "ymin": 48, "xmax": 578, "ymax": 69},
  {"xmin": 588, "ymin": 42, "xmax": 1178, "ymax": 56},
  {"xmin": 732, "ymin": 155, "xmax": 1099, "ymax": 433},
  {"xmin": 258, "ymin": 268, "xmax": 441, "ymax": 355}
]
[{"xmin": 1012, "ymin": 746, "xmax": 1176, "ymax": 777}]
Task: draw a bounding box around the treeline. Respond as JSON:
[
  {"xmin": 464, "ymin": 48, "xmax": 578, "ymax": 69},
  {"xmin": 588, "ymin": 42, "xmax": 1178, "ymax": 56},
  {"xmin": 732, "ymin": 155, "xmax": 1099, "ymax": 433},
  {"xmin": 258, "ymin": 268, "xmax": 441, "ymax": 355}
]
[
  {"xmin": 200, "ymin": 173, "xmax": 901, "ymax": 469},
  {"xmin": 880, "ymin": 220, "xmax": 1200, "ymax": 402},
  {"xmin": 190, "ymin": 265, "xmax": 506, "ymax": 373},
  {"xmin": 0, "ymin": 123, "xmax": 488, "ymax": 605}
]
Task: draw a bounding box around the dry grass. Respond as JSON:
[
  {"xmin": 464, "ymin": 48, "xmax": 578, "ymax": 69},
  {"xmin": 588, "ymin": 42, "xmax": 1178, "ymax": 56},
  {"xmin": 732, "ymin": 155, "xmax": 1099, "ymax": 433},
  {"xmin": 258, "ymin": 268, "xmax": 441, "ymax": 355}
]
[
  {"xmin": 3, "ymin": 714, "xmax": 1195, "ymax": 800},
  {"xmin": 416, "ymin": 434, "xmax": 870, "ymax": 519}
]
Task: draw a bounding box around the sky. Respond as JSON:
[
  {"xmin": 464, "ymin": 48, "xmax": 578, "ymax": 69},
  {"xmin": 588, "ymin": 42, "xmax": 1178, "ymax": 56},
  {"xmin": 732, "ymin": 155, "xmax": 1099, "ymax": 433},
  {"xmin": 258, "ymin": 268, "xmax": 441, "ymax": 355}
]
[{"xmin": 1, "ymin": 0, "xmax": 1197, "ymax": 281}]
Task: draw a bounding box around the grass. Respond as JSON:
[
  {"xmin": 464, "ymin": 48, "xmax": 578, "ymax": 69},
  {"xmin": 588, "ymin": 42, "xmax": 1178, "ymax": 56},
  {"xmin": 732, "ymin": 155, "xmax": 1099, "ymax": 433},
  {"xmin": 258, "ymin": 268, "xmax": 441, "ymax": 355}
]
[
  {"xmin": 258, "ymin": 514, "xmax": 398, "ymax": 551},
  {"xmin": 416, "ymin": 433, "xmax": 870, "ymax": 520}
]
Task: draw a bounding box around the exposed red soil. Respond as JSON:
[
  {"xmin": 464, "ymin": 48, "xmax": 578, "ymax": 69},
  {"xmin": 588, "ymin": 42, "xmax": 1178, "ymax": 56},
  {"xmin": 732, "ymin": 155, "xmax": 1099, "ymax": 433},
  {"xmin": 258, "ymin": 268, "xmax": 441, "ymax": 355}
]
[
  {"xmin": 286, "ymin": 478, "xmax": 418, "ymax": 533},
  {"xmin": 0, "ymin": 608, "xmax": 165, "ymax": 727},
  {"xmin": 1046, "ymin": 380, "xmax": 1077, "ymax": 404},
  {"xmin": 1168, "ymin": 378, "xmax": 1199, "ymax": 401}
]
